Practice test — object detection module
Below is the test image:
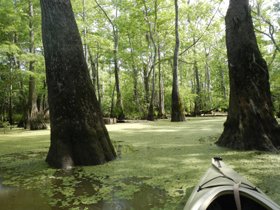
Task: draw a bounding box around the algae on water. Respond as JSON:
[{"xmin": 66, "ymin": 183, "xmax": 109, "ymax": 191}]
[{"xmin": 0, "ymin": 117, "xmax": 279, "ymax": 209}]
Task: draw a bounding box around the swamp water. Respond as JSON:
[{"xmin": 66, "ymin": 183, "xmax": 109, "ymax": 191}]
[{"xmin": 0, "ymin": 144, "xmax": 171, "ymax": 210}]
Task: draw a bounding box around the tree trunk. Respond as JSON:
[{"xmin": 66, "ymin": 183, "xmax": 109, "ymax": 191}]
[
  {"xmin": 94, "ymin": 0, "xmax": 124, "ymax": 120},
  {"xmin": 88, "ymin": 49, "xmax": 97, "ymax": 93},
  {"xmin": 18, "ymin": 67, "xmax": 28, "ymax": 128},
  {"xmin": 113, "ymin": 32, "xmax": 125, "ymax": 120},
  {"xmin": 219, "ymin": 64, "xmax": 227, "ymax": 100},
  {"xmin": 158, "ymin": 43, "xmax": 166, "ymax": 119},
  {"xmin": 40, "ymin": 0, "xmax": 116, "ymax": 168},
  {"xmin": 147, "ymin": 64, "xmax": 156, "ymax": 121},
  {"xmin": 8, "ymin": 85, "xmax": 13, "ymax": 125},
  {"xmin": 89, "ymin": 49, "xmax": 101, "ymax": 104},
  {"xmin": 143, "ymin": 0, "xmax": 158, "ymax": 121},
  {"xmin": 110, "ymin": 83, "xmax": 115, "ymax": 118},
  {"xmin": 143, "ymin": 63, "xmax": 150, "ymax": 107},
  {"xmin": 27, "ymin": 0, "xmax": 47, "ymax": 130},
  {"xmin": 8, "ymin": 58, "xmax": 13, "ymax": 125},
  {"xmin": 146, "ymin": 36, "xmax": 157, "ymax": 121},
  {"xmin": 82, "ymin": 0, "xmax": 88, "ymax": 63},
  {"xmin": 171, "ymin": 0, "xmax": 185, "ymax": 122},
  {"xmin": 128, "ymin": 35, "xmax": 144, "ymax": 116},
  {"xmin": 193, "ymin": 60, "xmax": 202, "ymax": 115},
  {"xmin": 204, "ymin": 47, "xmax": 212, "ymax": 109},
  {"xmin": 216, "ymin": 0, "xmax": 280, "ymax": 151}
]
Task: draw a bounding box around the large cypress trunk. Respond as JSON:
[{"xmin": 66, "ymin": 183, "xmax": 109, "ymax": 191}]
[
  {"xmin": 216, "ymin": 0, "xmax": 280, "ymax": 151},
  {"xmin": 40, "ymin": 0, "xmax": 116, "ymax": 168}
]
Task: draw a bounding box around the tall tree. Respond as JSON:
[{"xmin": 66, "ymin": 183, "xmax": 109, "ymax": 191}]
[
  {"xmin": 192, "ymin": 43, "xmax": 202, "ymax": 116},
  {"xmin": 40, "ymin": 0, "xmax": 116, "ymax": 168},
  {"xmin": 94, "ymin": 0, "xmax": 125, "ymax": 120},
  {"xmin": 216, "ymin": 0, "xmax": 280, "ymax": 151},
  {"xmin": 171, "ymin": 0, "xmax": 185, "ymax": 122},
  {"xmin": 26, "ymin": 0, "xmax": 47, "ymax": 130},
  {"xmin": 157, "ymin": 43, "xmax": 166, "ymax": 119},
  {"xmin": 142, "ymin": 0, "xmax": 158, "ymax": 121}
]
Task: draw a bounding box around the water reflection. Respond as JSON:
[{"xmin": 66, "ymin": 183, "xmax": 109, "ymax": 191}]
[
  {"xmin": 0, "ymin": 188, "xmax": 51, "ymax": 210},
  {"xmin": 91, "ymin": 177, "xmax": 168, "ymax": 210},
  {"xmin": 0, "ymin": 143, "xmax": 170, "ymax": 210}
]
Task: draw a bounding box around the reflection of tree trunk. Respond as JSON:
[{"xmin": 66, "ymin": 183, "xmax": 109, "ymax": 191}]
[
  {"xmin": 41, "ymin": 0, "xmax": 116, "ymax": 168},
  {"xmin": 27, "ymin": 0, "xmax": 46, "ymax": 130},
  {"xmin": 171, "ymin": 0, "xmax": 185, "ymax": 122},
  {"xmin": 217, "ymin": 0, "xmax": 280, "ymax": 151}
]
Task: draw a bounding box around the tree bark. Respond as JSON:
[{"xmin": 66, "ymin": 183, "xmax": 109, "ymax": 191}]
[
  {"xmin": 171, "ymin": 0, "xmax": 185, "ymax": 122},
  {"xmin": 40, "ymin": 0, "xmax": 116, "ymax": 168},
  {"xmin": 216, "ymin": 0, "xmax": 280, "ymax": 151}
]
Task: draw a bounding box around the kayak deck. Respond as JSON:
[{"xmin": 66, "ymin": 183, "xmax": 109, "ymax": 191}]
[
  {"xmin": 207, "ymin": 193, "xmax": 268, "ymax": 210},
  {"xmin": 184, "ymin": 157, "xmax": 280, "ymax": 210}
]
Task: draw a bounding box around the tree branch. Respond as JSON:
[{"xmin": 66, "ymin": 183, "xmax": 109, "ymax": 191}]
[
  {"xmin": 94, "ymin": 0, "xmax": 116, "ymax": 32},
  {"xmin": 179, "ymin": 1, "xmax": 222, "ymax": 56}
]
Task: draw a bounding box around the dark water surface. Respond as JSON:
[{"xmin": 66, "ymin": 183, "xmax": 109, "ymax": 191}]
[
  {"xmin": 0, "ymin": 143, "xmax": 171, "ymax": 210},
  {"xmin": 0, "ymin": 188, "xmax": 51, "ymax": 210},
  {"xmin": 0, "ymin": 177, "xmax": 169, "ymax": 210}
]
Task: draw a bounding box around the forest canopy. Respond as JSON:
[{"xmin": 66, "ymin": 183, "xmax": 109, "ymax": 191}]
[{"xmin": 0, "ymin": 0, "xmax": 279, "ymax": 124}]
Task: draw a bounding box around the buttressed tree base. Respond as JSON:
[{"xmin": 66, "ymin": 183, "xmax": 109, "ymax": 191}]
[
  {"xmin": 217, "ymin": 0, "xmax": 280, "ymax": 151},
  {"xmin": 40, "ymin": 0, "xmax": 116, "ymax": 168}
]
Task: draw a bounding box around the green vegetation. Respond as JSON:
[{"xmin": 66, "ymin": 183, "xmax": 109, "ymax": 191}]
[
  {"xmin": 1, "ymin": 0, "xmax": 279, "ymax": 123},
  {"xmin": 0, "ymin": 118, "xmax": 279, "ymax": 209}
]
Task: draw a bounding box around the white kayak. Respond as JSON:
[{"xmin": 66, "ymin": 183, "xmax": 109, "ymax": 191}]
[{"xmin": 184, "ymin": 157, "xmax": 280, "ymax": 210}]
